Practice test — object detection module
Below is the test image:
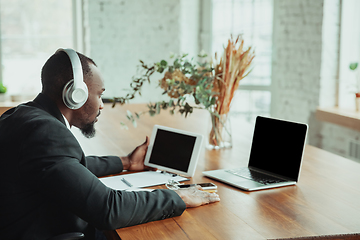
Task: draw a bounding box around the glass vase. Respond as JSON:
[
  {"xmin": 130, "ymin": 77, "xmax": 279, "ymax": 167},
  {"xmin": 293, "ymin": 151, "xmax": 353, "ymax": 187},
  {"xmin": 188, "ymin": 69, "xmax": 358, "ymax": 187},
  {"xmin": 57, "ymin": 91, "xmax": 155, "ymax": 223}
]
[{"xmin": 207, "ymin": 113, "xmax": 232, "ymax": 150}]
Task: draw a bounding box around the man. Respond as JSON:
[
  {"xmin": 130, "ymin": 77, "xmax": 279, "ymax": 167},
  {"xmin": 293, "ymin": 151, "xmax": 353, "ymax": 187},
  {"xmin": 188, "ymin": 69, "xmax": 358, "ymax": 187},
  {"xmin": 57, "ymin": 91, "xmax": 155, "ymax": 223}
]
[{"xmin": 0, "ymin": 49, "xmax": 220, "ymax": 240}]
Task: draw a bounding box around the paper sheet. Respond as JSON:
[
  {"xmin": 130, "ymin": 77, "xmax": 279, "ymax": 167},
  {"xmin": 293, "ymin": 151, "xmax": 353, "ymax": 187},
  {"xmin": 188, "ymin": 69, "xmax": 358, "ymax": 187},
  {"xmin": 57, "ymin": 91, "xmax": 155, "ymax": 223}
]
[{"xmin": 100, "ymin": 171, "xmax": 188, "ymax": 190}]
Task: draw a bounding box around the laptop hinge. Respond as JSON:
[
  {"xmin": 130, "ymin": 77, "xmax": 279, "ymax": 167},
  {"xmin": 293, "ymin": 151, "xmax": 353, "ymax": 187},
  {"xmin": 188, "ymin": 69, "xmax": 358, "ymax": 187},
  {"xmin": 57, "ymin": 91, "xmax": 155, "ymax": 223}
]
[{"xmin": 248, "ymin": 166, "xmax": 296, "ymax": 182}]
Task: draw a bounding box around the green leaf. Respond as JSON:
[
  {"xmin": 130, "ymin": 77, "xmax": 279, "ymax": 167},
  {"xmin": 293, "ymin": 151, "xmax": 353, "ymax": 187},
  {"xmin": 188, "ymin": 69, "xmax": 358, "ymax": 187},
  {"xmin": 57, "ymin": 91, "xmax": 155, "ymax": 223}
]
[
  {"xmin": 131, "ymin": 118, "xmax": 137, "ymax": 128},
  {"xmin": 120, "ymin": 122, "xmax": 129, "ymax": 130},
  {"xmin": 184, "ymin": 102, "xmax": 193, "ymax": 113},
  {"xmin": 184, "ymin": 62, "xmax": 192, "ymax": 68},
  {"xmin": 157, "ymin": 67, "xmax": 164, "ymax": 73},
  {"xmin": 194, "ymin": 93, "xmax": 200, "ymax": 104},
  {"xmin": 161, "ymin": 101, "xmax": 168, "ymax": 110},
  {"xmin": 156, "ymin": 103, "xmax": 160, "ymax": 114},
  {"xmin": 179, "ymin": 81, "xmax": 186, "ymax": 89},
  {"xmin": 160, "ymin": 60, "xmax": 167, "ymax": 67},
  {"xmin": 174, "ymin": 59, "xmax": 181, "ymax": 68},
  {"xmin": 149, "ymin": 110, "xmax": 156, "ymax": 116},
  {"xmin": 126, "ymin": 110, "xmax": 133, "ymax": 118},
  {"xmin": 198, "ymin": 53, "xmax": 208, "ymax": 58},
  {"xmin": 0, "ymin": 83, "xmax": 7, "ymax": 93},
  {"xmin": 350, "ymin": 62, "xmax": 358, "ymax": 70}
]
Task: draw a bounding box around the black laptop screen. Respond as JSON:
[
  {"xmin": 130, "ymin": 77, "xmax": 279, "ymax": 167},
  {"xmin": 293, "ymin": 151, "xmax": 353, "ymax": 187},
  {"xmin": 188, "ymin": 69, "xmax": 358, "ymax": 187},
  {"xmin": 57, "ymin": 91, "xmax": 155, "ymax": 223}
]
[
  {"xmin": 248, "ymin": 116, "xmax": 307, "ymax": 181},
  {"xmin": 148, "ymin": 129, "xmax": 196, "ymax": 172}
]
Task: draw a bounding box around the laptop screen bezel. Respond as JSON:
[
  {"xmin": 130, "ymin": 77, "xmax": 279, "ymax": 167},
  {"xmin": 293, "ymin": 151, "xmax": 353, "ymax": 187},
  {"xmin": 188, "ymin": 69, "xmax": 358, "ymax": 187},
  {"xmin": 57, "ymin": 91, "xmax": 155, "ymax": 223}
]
[
  {"xmin": 144, "ymin": 125, "xmax": 204, "ymax": 177},
  {"xmin": 248, "ymin": 116, "xmax": 308, "ymax": 182}
]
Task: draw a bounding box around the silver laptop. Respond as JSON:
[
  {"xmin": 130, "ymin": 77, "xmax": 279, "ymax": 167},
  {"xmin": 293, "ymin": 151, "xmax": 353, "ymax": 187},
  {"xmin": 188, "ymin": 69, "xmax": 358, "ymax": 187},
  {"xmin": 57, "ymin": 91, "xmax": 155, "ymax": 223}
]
[{"xmin": 203, "ymin": 116, "xmax": 308, "ymax": 191}]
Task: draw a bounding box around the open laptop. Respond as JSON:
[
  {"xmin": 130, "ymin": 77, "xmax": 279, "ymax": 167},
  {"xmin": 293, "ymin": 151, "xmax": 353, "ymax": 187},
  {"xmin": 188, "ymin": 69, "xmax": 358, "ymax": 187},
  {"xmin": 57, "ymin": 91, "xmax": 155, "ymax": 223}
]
[{"xmin": 203, "ymin": 116, "xmax": 308, "ymax": 191}]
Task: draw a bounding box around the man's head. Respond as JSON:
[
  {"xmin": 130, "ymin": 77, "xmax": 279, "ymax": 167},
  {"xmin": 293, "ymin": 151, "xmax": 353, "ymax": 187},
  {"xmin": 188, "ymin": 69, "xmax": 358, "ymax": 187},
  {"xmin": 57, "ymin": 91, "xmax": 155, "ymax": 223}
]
[{"xmin": 41, "ymin": 49, "xmax": 105, "ymax": 138}]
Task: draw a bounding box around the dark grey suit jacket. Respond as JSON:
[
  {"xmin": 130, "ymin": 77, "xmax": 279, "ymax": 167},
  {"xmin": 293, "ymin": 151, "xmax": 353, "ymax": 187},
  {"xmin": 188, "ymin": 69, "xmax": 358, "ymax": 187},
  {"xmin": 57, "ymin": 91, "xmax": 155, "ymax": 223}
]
[{"xmin": 0, "ymin": 93, "xmax": 186, "ymax": 240}]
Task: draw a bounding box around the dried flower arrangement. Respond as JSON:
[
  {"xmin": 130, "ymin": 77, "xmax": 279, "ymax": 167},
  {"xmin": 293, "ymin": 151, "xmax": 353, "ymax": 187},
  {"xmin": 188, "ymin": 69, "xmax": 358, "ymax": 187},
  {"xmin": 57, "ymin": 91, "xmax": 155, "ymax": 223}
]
[{"xmin": 112, "ymin": 35, "xmax": 255, "ymax": 148}]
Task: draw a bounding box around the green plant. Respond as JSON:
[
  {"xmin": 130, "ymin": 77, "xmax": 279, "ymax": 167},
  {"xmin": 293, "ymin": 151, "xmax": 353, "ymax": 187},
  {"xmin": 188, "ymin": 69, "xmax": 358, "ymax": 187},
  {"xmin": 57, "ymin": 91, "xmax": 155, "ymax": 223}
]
[
  {"xmin": 349, "ymin": 62, "xmax": 360, "ymax": 94},
  {"xmin": 112, "ymin": 53, "xmax": 218, "ymax": 128},
  {"xmin": 112, "ymin": 35, "xmax": 255, "ymax": 140},
  {"xmin": 350, "ymin": 62, "xmax": 358, "ymax": 71},
  {"xmin": 0, "ymin": 82, "xmax": 7, "ymax": 94}
]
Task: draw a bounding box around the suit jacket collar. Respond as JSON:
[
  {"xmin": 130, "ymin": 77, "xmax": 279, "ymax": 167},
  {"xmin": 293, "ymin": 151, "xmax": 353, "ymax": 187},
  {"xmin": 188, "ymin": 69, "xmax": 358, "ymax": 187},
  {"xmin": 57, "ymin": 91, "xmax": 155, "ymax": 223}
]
[{"xmin": 32, "ymin": 93, "xmax": 66, "ymax": 126}]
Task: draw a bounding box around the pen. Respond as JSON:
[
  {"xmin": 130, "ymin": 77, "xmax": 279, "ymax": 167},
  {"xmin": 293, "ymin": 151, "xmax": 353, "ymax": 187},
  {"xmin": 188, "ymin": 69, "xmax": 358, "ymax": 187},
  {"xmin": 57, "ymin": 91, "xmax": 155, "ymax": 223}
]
[
  {"xmin": 160, "ymin": 171, "xmax": 178, "ymax": 177},
  {"xmin": 121, "ymin": 178, "xmax": 133, "ymax": 187}
]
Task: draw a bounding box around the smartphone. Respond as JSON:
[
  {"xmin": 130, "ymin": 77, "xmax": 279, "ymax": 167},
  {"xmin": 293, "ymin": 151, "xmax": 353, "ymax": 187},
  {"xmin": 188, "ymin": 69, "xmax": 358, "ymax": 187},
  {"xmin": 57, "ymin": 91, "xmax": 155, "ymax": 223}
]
[{"xmin": 177, "ymin": 183, "xmax": 217, "ymax": 192}]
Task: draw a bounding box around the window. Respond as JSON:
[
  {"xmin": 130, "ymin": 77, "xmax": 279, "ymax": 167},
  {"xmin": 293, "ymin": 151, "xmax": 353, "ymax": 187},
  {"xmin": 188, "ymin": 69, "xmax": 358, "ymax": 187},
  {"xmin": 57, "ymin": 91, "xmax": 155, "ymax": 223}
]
[
  {"xmin": 210, "ymin": 0, "xmax": 273, "ymax": 122},
  {"xmin": 0, "ymin": 0, "xmax": 74, "ymax": 100},
  {"xmin": 337, "ymin": 0, "xmax": 360, "ymax": 109}
]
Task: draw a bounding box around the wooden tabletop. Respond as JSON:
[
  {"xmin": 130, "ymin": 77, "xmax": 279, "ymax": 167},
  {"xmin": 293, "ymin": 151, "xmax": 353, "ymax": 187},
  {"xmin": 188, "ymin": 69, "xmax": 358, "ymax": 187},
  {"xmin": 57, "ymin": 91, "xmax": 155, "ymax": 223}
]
[{"xmin": 73, "ymin": 103, "xmax": 360, "ymax": 240}]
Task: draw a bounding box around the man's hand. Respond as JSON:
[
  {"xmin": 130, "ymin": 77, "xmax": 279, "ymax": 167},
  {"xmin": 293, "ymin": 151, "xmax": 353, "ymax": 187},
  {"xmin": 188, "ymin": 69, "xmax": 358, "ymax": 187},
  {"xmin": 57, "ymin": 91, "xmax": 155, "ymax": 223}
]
[
  {"xmin": 121, "ymin": 136, "xmax": 153, "ymax": 171},
  {"xmin": 175, "ymin": 185, "xmax": 220, "ymax": 208}
]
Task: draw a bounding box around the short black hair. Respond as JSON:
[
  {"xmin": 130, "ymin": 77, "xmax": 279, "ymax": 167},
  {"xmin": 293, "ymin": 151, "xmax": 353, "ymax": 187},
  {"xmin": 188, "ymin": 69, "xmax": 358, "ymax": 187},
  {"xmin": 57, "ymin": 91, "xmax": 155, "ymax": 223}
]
[{"xmin": 41, "ymin": 49, "xmax": 97, "ymax": 101}]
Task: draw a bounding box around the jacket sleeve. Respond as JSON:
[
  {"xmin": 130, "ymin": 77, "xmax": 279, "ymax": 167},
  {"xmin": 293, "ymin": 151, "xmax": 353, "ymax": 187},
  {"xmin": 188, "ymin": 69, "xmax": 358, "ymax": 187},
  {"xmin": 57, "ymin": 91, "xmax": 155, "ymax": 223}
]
[
  {"xmin": 20, "ymin": 117, "xmax": 186, "ymax": 230},
  {"xmin": 39, "ymin": 158, "xmax": 186, "ymax": 230},
  {"xmin": 85, "ymin": 155, "xmax": 124, "ymax": 177}
]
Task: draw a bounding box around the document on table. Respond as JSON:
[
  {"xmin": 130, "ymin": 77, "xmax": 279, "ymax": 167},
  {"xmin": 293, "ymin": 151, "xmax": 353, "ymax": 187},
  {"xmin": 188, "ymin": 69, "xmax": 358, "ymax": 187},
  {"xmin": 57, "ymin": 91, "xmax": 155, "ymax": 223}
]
[{"xmin": 99, "ymin": 171, "xmax": 188, "ymax": 190}]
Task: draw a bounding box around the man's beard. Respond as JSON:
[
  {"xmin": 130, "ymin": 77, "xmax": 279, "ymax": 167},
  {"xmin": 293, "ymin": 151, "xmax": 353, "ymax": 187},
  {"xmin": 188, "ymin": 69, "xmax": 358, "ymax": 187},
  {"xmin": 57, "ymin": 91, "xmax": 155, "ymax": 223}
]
[
  {"xmin": 80, "ymin": 112, "xmax": 100, "ymax": 139},
  {"xmin": 80, "ymin": 121, "xmax": 96, "ymax": 138}
]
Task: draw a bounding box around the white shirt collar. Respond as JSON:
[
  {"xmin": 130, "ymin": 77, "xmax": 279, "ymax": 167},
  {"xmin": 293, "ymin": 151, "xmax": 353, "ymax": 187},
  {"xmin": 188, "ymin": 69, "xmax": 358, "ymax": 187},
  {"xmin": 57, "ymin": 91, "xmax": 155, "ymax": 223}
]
[{"xmin": 62, "ymin": 114, "xmax": 71, "ymax": 130}]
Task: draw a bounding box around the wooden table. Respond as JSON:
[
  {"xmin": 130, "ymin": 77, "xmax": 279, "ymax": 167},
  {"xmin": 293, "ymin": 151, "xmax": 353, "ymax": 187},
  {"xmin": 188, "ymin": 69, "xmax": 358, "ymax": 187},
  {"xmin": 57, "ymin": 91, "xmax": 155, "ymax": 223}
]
[{"xmin": 73, "ymin": 104, "xmax": 360, "ymax": 240}]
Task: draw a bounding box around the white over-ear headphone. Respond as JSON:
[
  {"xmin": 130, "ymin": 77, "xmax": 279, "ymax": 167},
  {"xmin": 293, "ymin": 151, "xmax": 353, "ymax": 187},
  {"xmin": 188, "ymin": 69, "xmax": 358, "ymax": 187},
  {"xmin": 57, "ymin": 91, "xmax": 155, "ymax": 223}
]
[{"xmin": 57, "ymin": 48, "xmax": 88, "ymax": 110}]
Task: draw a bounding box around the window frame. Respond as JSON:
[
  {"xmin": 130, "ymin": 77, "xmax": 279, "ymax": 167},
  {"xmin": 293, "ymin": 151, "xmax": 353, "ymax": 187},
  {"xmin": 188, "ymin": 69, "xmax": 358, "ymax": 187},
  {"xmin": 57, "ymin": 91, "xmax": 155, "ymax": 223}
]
[{"xmin": 200, "ymin": 0, "xmax": 273, "ymax": 120}]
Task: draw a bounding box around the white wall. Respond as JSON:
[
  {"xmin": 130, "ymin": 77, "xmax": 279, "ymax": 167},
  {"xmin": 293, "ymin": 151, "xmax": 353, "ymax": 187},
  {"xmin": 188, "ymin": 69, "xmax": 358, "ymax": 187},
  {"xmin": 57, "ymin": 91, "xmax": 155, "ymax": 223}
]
[
  {"xmin": 319, "ymin": 0, "xmax": 360, "ymax": 162},
  {"xmin": 271, "ymin": 0, "xmax": 325, "ymax": 149},
  {"xmin": 83, "ymin": 0, "xmax": 360, "ymax": 162},
  {"xmin": 271, "ymin": 0, "xmax": 360, "ymax": 163},
  {"xmin": 271, "ymin": 0, "xmax": 324, "ymax": 124},
  {"xmin": 83, "ymin": 0, "xmax": 200, "ymax": 102}
]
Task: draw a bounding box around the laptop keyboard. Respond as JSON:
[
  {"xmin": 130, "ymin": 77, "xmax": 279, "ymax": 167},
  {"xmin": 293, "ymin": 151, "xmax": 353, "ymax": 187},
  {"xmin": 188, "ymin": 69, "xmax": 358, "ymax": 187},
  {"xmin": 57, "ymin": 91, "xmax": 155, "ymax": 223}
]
[{"xmin": 226, "ymin": 168, "xmax": 287, "ymax": 185}]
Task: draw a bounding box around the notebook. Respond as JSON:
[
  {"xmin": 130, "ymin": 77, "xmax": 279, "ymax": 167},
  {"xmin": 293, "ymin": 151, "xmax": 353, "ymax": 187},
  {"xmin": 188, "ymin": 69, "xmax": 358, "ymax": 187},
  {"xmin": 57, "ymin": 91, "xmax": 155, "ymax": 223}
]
[{"xmin": 203, "ymin": 116, "xmax": 308, "ymax": 191}]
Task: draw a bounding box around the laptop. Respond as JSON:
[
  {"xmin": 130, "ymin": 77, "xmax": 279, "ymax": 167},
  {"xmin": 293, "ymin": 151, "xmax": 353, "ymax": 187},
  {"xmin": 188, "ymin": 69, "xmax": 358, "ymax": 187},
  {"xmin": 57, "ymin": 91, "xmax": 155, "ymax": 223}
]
[{"xmin": 203, "ymin": 116, "xmax": 308, "ymax": 191}]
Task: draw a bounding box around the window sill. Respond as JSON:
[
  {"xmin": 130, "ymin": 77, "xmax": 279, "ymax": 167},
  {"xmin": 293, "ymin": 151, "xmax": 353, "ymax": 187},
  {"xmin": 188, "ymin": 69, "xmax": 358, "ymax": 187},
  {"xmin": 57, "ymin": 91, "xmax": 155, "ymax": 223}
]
[{"xmin": 316, "ymin": 107, "xmax": 360, "ymax": 131}]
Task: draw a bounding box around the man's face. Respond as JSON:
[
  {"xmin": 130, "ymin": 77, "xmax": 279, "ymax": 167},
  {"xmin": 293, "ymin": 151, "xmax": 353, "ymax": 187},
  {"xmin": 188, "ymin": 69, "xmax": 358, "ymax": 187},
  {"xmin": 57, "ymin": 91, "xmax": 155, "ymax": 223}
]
[{"xmin": 73, "ymin": 64, "xmax": 105, "ymax": 138}]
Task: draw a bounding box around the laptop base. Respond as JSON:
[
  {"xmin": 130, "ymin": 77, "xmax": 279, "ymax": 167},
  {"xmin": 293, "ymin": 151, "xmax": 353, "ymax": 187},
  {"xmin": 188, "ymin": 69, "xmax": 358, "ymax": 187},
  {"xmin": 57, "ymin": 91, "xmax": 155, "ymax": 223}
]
[{"xmin": 203, "ymin": 169, "xmax": 296, "ymax": 191}]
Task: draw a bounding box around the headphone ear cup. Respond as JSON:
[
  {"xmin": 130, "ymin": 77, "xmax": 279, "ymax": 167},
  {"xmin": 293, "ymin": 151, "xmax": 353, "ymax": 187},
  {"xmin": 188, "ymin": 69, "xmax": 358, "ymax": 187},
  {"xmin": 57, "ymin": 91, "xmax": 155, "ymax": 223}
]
[
  {"xmin": 62, "ymin": 80, "xmax": 88, "ymax": 109},
  {"xmin": 58, "ymin": 48, "xmax": 88, "ymax": 110}
]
